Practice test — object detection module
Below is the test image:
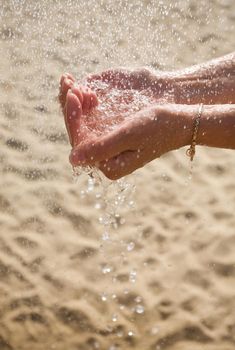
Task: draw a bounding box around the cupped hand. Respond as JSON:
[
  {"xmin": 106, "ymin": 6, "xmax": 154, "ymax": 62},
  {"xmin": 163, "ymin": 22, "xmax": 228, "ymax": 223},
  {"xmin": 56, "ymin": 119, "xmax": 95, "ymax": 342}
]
[
  {"xmin": 69, "ymin": 102, "xmax": 192, "ymax": 180},
  {"xmin": 86, "ymin": 67, "xmax": 176, "ymax": 103},
  {"xmin": 59, "ymin": 73, "xmax": 99, "ymax": 147},
  {"xmin": 59, "ymin": 67, "xmax": 176, "ymax": 145},
  {"xmin": 59, "ymin": 71, "xmax": 191, "ymax": 180}
]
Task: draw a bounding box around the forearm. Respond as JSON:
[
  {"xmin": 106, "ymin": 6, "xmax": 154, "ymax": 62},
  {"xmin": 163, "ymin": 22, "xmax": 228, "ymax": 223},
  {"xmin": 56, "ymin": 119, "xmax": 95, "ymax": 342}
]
[
  {"xmin": 174, "ymin": 77, "xmax": 235, "ymax": 104},
  {"xmin": 185, "ymin": 104, "xmax": 235, "ymax": 150},
  {"xmin": 173, "ymin": 52, "xmax": 235, "ymax": 81},
  {"xmin": 168, "ymin": 53, "xmax": 235, "ymax": 104}
]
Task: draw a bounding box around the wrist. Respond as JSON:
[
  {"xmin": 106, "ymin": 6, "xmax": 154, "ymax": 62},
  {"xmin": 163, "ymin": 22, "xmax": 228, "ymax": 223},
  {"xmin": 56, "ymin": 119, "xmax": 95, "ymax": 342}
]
[
  {"xmin": 178, "ymin": 106, "xmax": 198, "ymax": 148},
  {"xmin": 182, "ymin": 105, "xmax": 235, "ymax": 151},
  {"xmin": 157, "ymin": 104, "xmax": 197, "ymax": 149}
]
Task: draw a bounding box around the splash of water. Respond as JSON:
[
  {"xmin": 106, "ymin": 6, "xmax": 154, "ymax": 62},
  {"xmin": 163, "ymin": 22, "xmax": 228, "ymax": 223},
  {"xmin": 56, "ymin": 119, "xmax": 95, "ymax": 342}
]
[
  {"xmin": 73, "ymin": 164, "xmax": 139, "ymax": 331},
  {"xmin": 80, "ymin": 79, "xmax": 156, "ymax": 135},
  {"xmin": 73, "ymin": 165, "xmax": 136, "ymax": 234}
]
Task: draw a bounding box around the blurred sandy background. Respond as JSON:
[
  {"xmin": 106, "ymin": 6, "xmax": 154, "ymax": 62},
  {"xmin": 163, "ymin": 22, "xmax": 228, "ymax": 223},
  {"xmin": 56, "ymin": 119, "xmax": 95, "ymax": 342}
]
[{"xmin": 0, "ymin": 0, "xmax": 235, "ymax": 349}]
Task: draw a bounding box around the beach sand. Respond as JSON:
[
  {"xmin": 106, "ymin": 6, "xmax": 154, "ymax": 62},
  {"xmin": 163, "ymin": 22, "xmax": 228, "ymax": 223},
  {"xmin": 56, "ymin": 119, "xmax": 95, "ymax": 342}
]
[{"xmin": 0, "ymin": 0, "xmax": 235, "ymax": 349}]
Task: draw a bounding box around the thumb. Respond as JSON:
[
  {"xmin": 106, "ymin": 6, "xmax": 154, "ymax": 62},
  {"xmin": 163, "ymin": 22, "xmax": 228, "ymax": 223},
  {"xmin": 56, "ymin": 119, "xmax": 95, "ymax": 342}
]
[{"xmin": 69, "ymin": 121, "xmax": 135, "ymax": 167}]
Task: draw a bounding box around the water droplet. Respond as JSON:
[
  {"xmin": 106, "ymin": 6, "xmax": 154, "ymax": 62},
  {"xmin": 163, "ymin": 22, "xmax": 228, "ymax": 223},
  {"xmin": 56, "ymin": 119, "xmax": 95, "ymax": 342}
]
[
  {"xmin": 80, "ymin": 190, "xmax": 86, "ymax": 198},
  {"xmin": 94, "ymin": 341, "xmax": 100, "ymax": 349},
  {"xmin": 102, "ymin": 265, "xmax": 112, "ymax": 274},
  {"xmin": 151, "ymin": 325, "xmax": 160, "ymax": 335},
  {"xmin": 127, "ymin": 241, "xmax": 135, "ymax": 252},
  {"xmin": 102, "ymin": 231, "xmax": 110, "ymax": 241},
  {"xmin": 95, "ymin": 202, "xmax": 102, "ymax": 209},
  {"xmin": 108, "ymin": 345, "xmax": 118, "ymax": 350},
  {"xmin": 120, "ymin": 217, "xmax": 126, "ymax": 225},
  {"xmin": 101, "ymin": 293, "xmax": 108, "ymax": 302},
  {"xmin": 129, "ymin": 269, "xmax": 137, "ymax": 283},
  {"xmin": 117, "ymin": 330, "xmax": 123, "ymax": 338},
  {"xmin": 99, "ymin": 214, "xmax": 111, "ymax": 226},
  {"xmin": 135, "ymin": 296, "xmax": 142, "ymax": 303},
  {"xmin": 135, "ymin": 304, "xmax": 145, "ymax": 314},
  {"xmin": 112, "ymin": 313, "xmax": 118, "ymax": 322},
  {"xmin": 87, "ymin": 177, "xmax": 95, "ymax": 192}
]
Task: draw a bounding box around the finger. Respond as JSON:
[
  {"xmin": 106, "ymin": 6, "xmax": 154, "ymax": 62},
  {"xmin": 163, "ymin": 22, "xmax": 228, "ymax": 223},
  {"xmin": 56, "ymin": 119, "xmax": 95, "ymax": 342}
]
[
  {"xmin": 81, "ymin": 86, "xmax": 91, "ymax": 114},
  {"xmin": 59, "ymin": 73, "xmax": 75, "ymax": 107},
  {"xmin": 71, "ymin": 84, "xmax": 99, "ymax": 110},
  {"xmin": 69, "ymin": 124, "xmax": 134, "ymax": 166},
  {"xmin": 59, "ymin": 78, "xmax": 74, "ymax": 109},
  {"xmin": 90, "ymin": 91, "xmax": 99, "ymax": 109},
  {"xmin": 99, "ymin": 149, "xmax": 146, "ymax": 180},
  {"xmin": 71, "ymin": 84, "xmax": 84, "ymax": 105},
  {"xmin": 60, "ymin": 73, "xmax": 75, "ymax": 87},
  {"xmin": 65, "ymin": 90, "xmax": 82, "ymax": 147}
]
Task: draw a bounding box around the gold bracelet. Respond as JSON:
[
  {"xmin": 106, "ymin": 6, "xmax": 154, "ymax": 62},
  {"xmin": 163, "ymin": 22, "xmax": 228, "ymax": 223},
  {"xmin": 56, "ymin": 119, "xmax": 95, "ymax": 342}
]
[{"xmin": 186, "ymin": 103, "xmax": 203, "ymax": 161}]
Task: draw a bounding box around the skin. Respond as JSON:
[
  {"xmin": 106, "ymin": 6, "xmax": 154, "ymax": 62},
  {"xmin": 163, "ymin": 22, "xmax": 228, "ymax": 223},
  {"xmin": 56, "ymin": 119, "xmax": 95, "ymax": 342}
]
[
  {"xmin": 172, "ymin": 52, "xmax": 235, "ymax": 104},
  {"xmin": 59, "ymin": 53, "xmax": 235, "ymax": 180}
]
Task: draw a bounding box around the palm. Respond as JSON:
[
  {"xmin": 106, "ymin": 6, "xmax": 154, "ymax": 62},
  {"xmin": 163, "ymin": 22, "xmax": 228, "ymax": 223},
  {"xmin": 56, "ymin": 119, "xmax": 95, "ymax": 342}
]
[
  {"xmin": 59, "ymin": 68, "xmax": 175, "ymax": 148},
  {"xmin": 86, "ymin": 68, "xmax": 176, "ymax": 103}
]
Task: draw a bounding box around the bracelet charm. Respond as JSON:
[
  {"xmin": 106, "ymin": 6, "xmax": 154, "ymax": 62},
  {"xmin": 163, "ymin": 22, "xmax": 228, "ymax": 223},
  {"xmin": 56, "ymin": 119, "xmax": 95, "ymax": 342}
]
[{"xmin": 186, "ymin": 103, "xmax": 203, "ymax": 161}]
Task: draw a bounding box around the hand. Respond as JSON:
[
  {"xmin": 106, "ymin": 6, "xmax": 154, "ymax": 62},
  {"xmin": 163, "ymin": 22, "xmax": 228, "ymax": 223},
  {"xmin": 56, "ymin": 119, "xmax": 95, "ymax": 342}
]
[
  {"xmin": 59, "ymin": 67, "xmax": 176, "ymax": 147},
  {"xmin": 86, "ymin": 67, "xmax": 176, "ymax": 103},
  {"xmin": 59, "ymin": 71, "xmax": 192, "ymax": 180},
  {"xmin": 59, "ymin": 73, "xmax": 99, "ymax": 147},
  {"xmin": 69, "ymin": 103, "xmax": 193, "ymax": 180}
]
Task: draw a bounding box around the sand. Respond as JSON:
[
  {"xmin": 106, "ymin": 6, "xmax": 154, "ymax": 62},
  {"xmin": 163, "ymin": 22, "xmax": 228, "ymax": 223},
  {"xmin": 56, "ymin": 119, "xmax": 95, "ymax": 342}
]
[{"xmin": 0, "ymin": 0, "xmax": 235, "ymax": 349}]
